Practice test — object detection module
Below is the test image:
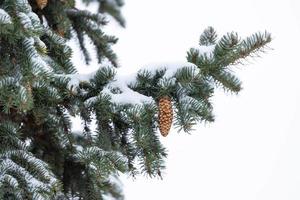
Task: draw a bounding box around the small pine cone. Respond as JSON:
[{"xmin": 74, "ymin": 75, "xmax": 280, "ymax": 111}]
[
  {"xmin": 36, "ymin": 0, "xmax": 48, "ymax": 9},
  {"xmin": 56, "ymin": 29, "xmax": 65, "ymax": 37},
  {"xmin": 158, "ymin": 96, "xmax": 173, "ymax": 137}
]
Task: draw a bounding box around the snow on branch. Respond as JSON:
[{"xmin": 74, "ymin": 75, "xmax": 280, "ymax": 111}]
[
  {"xmin": 102, "ymin": 71, "xmax": 154, "ymax": 105},
  {"xmin": 0, "ymin": 9, "xmax": 12, "ymax": 24},
  {"xmin": 65, "ymin": 72, "xmax": 95, "ymax": 88},
  {"xmin": 68, "ymin": 61, "xmax": 199, "ymax": 106},
  {"xmin": 17, "ymin": 12, "xmax": 34, "ymax": 30},
  {"xmin": 190, "ymin": 44, "xmax": 216, "ymax": 59},
  {"xmin": 23, "ymin": 37, "xmax": 53, "ymax": 74},
  {"xmin": 139, "ymin": 61, "xmax": 199, "ymax": 78},
  {"xmin": 1, "ymin": 159, "xmax": 49, "ymax": 192}
]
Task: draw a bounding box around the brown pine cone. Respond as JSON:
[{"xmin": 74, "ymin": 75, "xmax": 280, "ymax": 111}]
[
  {"xmin": 36, "ymin": 0, "xmax": 48, "ymax": 10},
  {"xmin": 158, "ymin": 96, "xmax": 173, "ymax": 137}
]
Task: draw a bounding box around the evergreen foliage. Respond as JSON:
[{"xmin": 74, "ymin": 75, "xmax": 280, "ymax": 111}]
[{"xmin": 0, "ymin": 0, "xmax": 271, "ymax": 199}]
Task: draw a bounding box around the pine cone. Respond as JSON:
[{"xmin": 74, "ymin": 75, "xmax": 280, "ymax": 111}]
[
  {"xmin": 36, "ymin": 0, "xmax": 48, "ymax": 9},
  {"xmin": 158, "ymin": 96, "xmax": 173, "ymax": 137},
  {"xmin": 56, "ymin": 29, "xmax": 65, "ymax": 37}
]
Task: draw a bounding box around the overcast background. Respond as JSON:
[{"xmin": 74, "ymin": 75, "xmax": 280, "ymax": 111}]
[{"xmin": 72, "ymin": 0, "xmax": 300, "ymax": 199}]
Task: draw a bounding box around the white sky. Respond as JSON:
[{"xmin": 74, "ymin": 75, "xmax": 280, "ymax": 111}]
[{"xmin": 72, "ymin": 0, "xmax": 300, "ymax": 199}]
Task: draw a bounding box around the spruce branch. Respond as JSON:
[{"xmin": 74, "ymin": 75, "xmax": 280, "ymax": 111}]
[{"xmin": 0, "ymin": 0, "xmax": 272, "ymax": 197}]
